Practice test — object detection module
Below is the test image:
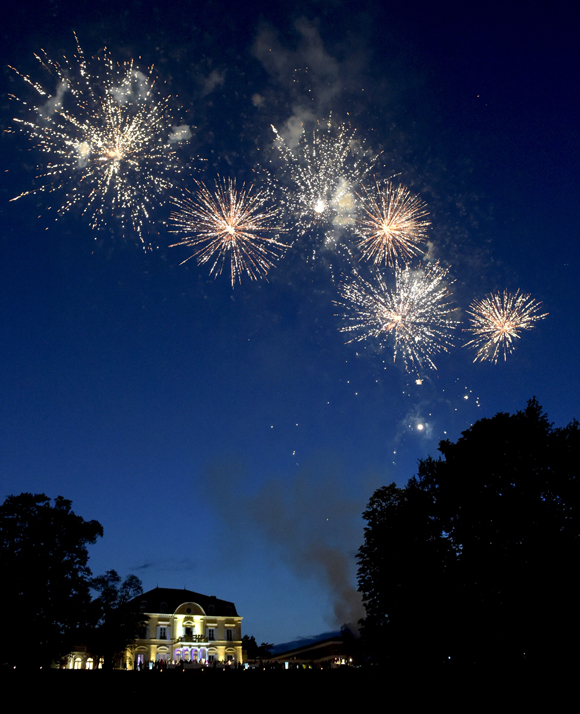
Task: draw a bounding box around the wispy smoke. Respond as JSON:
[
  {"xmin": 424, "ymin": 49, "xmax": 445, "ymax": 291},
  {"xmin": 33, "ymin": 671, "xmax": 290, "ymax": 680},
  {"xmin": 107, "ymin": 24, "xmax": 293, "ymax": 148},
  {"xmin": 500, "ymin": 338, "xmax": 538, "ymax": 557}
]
[
  {"xmin": 38, "ymin": 80, "xmax": 68, "ymax": 119},
  {"xmin": 251, "ymin": 93, "xmax": 265, "ymax": 107},
  {"xmin": 200, "ymin": 68, "xmax": 226, "ymax": 97},
  {"xmin": 109, "ymin": 69, "xmax": 150, "ymax": 104},
  {"xmin": 132, "ymin": 557, "xmax": 198, "ymax": 574},
  {"xmin": 252, "ymin": 17, "xmax": 364, "ymax": 147},
  {"xmin": 201, "ymin": 457, "xmax": 365, "ymax": 630},
  {"xmin": 169, "ymin": 124, "xmax": 192, "ymax": 143}
]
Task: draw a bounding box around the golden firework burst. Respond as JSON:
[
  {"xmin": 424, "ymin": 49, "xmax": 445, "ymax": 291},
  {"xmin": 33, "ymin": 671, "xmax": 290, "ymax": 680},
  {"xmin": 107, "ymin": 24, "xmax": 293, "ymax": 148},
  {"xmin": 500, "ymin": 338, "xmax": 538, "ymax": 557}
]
[
  {"xmin": 356, "ymin": 182, "xmax": 430, "ymax": 266},
  {"xmin": 170, "ymin": 178, "xmax": 288, "ymax": 287},
  {"xmin": 465, "ymin": 290, "xmax": 547, "ymax": 363}
]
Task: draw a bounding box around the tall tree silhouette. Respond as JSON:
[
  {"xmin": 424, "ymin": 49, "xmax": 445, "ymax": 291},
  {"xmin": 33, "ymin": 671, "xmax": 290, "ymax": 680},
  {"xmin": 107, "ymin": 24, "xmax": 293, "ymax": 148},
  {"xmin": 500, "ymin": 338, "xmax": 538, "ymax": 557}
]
[
  {"xmin": 0, "ymin": 493, "xmax": 103, "ymax": 667},
  {"xmin": 88, "ymin": 570, "xmax": 145, "ymax": 669},
  {"xmin": 358, "ymin": 399, "xmax": 580, "ymax": 666}
]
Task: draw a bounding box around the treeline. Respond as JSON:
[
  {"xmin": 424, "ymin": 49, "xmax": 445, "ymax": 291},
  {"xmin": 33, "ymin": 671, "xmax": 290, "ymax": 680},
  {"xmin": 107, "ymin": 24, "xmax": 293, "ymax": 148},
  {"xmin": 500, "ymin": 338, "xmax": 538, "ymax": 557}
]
[
  {"xmin": 358, "ymin": 399, "xmax": 580, "ymax": 667},
  {"xmin": 0, "ymin": 493, "xmax": 144, "ymax": 668}
]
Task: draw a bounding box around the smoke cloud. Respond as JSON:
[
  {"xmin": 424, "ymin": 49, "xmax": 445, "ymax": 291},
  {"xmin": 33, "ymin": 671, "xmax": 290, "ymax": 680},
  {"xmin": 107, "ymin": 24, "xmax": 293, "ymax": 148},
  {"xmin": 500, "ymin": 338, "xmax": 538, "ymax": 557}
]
[
  {"xmin": 109, "ymin": 70, "xmax": 150, "ymax": 104},
  {"xmin": 38, "ymin": 80, "xmax": 68, "ymax": 118},
  {"xmin": 169, "ymin": 124, "xmax": 192, "ymax": 143},
  {"xmin": 200, "ymin": 68, "xmax": 226, "ymax": 97},
  {"xmin": 252, "ymin": 17, "xmax": 362, "ymax": 147},
  {"xmin": 201, "ymin": 457, "xmax": 365, "ymax": 630}
]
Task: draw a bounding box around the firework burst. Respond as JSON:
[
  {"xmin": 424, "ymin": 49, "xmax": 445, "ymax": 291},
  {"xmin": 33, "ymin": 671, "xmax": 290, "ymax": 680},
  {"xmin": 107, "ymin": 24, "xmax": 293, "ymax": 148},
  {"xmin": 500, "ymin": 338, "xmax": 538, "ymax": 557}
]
[
  {"xmin": 337, "ymin": 263, "xmax": 458, "ymax": 375},
  {"xmin": 464, "ymin": 290, "xmax": 547, "ymax": 363},
  {"xmin": 356, "ymin": 181, "xmax": 430, "ymax": 266},
  {"xmin": 169, "ymin": 178, "xmax": 288, "ymax": 287},
  {"xmin": 8, "ymin": 33, "xmax": 185, "ymax": 244},
  {"xmin": 269, "ymin": 118, "xmax": 380, "ymax": 242}
]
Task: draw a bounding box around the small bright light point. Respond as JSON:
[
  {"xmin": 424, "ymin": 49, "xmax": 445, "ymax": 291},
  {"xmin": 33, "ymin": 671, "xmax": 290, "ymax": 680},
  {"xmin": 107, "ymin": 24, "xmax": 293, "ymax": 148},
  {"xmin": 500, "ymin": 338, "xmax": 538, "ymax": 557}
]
[{"xmin": 417, "ymin": 423, "xmax": 424, "ymax": 431}]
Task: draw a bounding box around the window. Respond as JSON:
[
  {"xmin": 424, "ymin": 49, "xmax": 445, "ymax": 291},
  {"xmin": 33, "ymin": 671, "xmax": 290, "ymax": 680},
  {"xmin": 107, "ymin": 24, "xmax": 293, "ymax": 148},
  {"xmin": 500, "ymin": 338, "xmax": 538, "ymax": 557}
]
[
  {"xmin": 160, "ymin": 602, "xmax": 167, "ymax": 612},
  {"xmin": 140, "ymin": 600, "xmax": 148, "ymax": 612},
  {"xmin": 157, "ymin": 626, "xmax": 167, "ymax": 640},
  {"xmin": 226, "ymin": 629, "xmax": 233, "ymax": 641},
  {"xmin": 207, "ymin": 628, "xmax": 215, "ymax": 640}
]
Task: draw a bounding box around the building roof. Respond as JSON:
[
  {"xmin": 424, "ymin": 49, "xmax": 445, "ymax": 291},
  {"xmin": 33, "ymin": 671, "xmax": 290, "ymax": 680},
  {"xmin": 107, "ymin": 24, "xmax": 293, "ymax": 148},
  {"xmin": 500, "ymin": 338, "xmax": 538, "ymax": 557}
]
[
  {"xmin": 134, "ymin": 587, "xmax": 239, "ymax": 617},
  {"xmin": 268, "ymin": 637, "xmax": 345, "ymax": 663}
]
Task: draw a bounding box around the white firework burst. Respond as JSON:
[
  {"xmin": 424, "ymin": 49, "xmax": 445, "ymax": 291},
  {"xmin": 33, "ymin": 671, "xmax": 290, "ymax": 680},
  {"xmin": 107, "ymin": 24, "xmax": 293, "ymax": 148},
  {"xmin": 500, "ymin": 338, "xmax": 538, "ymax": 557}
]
[
  {"xmin": 268, "ymin": 117, "xmax": 380, "ymax": 244},
  {"xmin": 337, "ymin": 263, "xmax": 458, "ymax": 375},
  {"xmin": 8, "ymin": 33, "xmax": 186, "ymax": 244}
]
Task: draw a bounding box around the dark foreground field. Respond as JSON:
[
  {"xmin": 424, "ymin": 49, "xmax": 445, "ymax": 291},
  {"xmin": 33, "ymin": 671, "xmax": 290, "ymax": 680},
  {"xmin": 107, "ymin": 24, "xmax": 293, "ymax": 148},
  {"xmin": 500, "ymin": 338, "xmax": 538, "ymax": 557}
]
[{"xmin": 2, "ymin": 664, "xmax": 575, "ymax": 705}]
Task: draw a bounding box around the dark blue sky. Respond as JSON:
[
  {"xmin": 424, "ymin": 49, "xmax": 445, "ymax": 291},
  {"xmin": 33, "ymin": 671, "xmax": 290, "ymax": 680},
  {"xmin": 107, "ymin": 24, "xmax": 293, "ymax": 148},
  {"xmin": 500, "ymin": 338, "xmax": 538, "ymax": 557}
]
[{"xmin": 1, "ymin": 0, "xmax": 578, "ymax": 644}]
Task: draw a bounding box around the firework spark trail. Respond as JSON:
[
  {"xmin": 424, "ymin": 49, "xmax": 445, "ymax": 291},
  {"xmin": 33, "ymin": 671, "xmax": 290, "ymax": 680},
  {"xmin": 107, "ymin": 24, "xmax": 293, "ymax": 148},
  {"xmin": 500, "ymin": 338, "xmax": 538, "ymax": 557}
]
[
  {"xmin": 169, "ymin": 178, "xmax": 289, "ymax": 287},
  {"xmin": 337, "ymin": 263, "xmax": 458, "ymax": 375},
  {"xmin": 464, "ymin": 290, "xmax": 548, "ymax": 363},
  {"xmin": 356, "ymin": 181, "xmax": 430, "ymax": 267},
  {"xmin": 8, "ymin": 33, "xmax": 184, "ymax": 244},
  {"xmin": 269, "ymin": 118, "xmax": 380, "ymax": 243}
]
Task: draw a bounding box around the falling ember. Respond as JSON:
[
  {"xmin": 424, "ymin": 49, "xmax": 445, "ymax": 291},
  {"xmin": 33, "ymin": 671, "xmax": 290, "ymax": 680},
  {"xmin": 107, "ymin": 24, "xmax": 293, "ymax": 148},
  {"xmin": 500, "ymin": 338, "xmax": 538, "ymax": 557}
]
[
  {"xmin": 8, "ymin": 33, "xmax": 184, "ymax": 244},
  {"xmin": 464, "ymin": 290, "xmax": 548, "ymax": 363},
  {"xmin": 336, "ymin": 262, "xmax": 459, "ymax": 376},
  {"xmin": 356, "ymin": 182, "xmax": 430, "ymax": 266},
  {"xmin": 169, "ymin": 177, "xmax": 289, "ymax": 287}
]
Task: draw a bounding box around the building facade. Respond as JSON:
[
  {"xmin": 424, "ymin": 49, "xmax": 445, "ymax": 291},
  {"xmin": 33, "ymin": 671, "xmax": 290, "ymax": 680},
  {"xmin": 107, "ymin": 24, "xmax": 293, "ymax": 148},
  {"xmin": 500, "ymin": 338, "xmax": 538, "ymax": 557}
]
[{"xmin": 126, "ymin": 587, "xmax": 243, "ymax": 668}]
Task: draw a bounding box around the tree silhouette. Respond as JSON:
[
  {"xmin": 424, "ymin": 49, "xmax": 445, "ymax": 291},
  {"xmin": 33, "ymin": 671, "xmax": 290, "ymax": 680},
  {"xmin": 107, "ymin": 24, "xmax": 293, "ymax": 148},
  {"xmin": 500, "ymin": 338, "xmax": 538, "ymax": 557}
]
[
  {"xmin": 88, "ymin": 570, "xmax": 146, "ymax": 669},
  {"xmin": 0, "ymin": 493, "xmax": 103, "ymax": 667},
  {"xmin": 358, "ymin": 399, "xmax": 580, "ymax": 666},
  {"xmin": 242, "ymin": 634, "xmax": 273, "ymax": 660}
]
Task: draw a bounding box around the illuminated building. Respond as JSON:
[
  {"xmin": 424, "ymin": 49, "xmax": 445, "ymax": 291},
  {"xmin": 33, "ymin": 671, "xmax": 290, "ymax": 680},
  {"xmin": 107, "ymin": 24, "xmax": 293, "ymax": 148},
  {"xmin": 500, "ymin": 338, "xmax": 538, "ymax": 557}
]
[{"xmin": 127, "ymin": 587, "xmax": 243, "ymax": 668}]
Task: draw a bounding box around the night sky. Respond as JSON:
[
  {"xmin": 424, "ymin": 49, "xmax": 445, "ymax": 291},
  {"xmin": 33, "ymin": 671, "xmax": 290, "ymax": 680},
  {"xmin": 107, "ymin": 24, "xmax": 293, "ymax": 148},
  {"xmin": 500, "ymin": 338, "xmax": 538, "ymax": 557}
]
[{"xmin": 1, "ymin": 0, "xmax": 578, "ymax": 645}]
